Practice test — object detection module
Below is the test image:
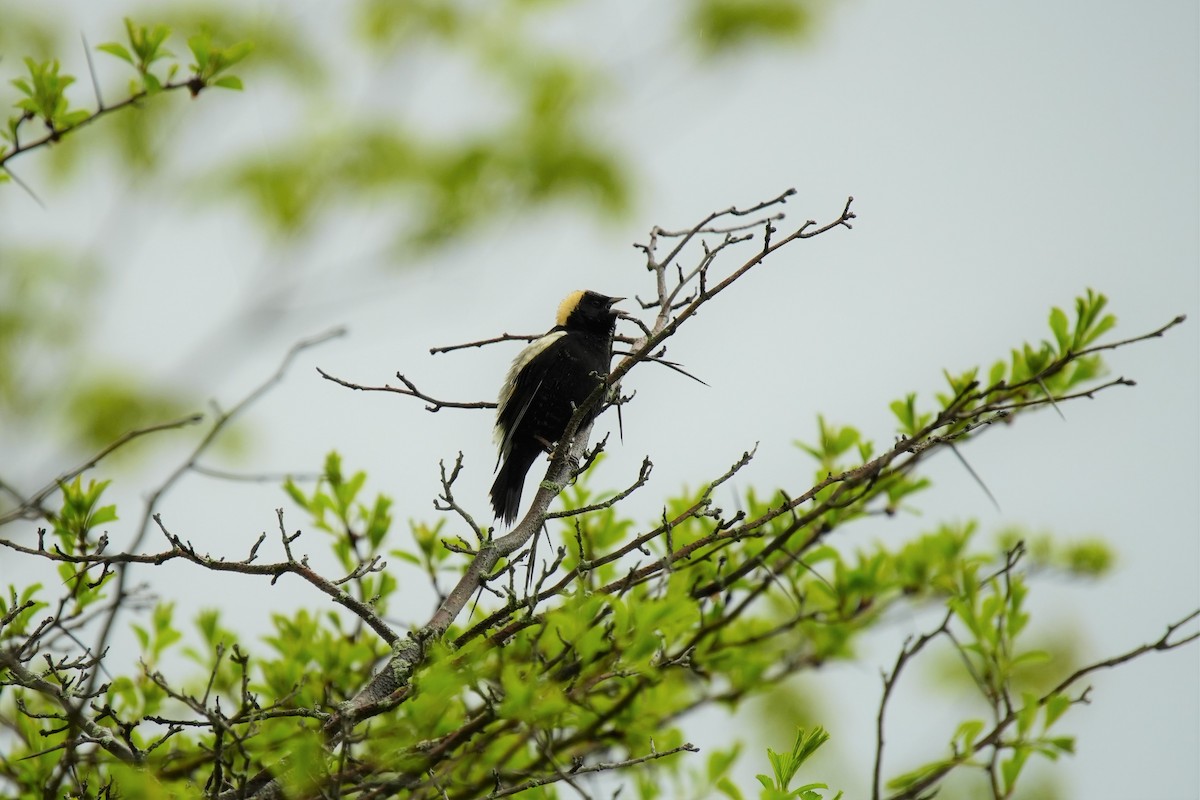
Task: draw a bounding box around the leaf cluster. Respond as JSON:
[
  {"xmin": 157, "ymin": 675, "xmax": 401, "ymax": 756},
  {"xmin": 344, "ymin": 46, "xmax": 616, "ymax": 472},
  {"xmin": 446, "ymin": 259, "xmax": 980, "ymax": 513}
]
[{"xmin": 1, "ymin": 17, "xmax": 250, "ymax": 177}]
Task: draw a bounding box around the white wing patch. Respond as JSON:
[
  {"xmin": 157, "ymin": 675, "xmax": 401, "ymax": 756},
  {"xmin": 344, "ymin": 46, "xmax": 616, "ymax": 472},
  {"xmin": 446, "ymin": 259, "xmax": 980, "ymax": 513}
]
[{"xmin": 494, "ymin": 331, "xmax": 566, "ymax": 450}]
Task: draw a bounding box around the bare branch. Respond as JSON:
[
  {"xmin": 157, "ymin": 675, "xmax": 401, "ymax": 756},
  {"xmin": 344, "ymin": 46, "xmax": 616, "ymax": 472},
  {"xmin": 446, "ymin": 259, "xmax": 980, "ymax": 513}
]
[
  {"xmin": 433, "ymin": 452, "xmax": 488, "ymax": 544},
  {"xmin": 429, "ymin": 332, "xmax": 542, "ymax": 355},
  {"xmin": 146, "ymin": 513, "xmax": 399, "ymax": 646},
  {"xmin": 545, "ymin": 456, "xmax": 654, "ymax": 519},
  {"xmin": 317, "ymin": 367, "xmax": 495, "ymax": 412}
]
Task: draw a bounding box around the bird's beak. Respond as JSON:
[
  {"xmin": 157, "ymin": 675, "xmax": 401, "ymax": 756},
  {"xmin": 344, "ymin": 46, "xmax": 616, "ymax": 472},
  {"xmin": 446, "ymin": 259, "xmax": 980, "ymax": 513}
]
[{"xmin": 607, "ymin": 296, "xmax": 625, "ymax": 308}]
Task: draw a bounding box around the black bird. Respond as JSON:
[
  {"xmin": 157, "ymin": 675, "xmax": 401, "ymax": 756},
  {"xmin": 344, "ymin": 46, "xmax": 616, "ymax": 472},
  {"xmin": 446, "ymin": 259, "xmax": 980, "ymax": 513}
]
[{"xmin": 491, "ymin": 290, "xmax": 623, "ymax": 526}]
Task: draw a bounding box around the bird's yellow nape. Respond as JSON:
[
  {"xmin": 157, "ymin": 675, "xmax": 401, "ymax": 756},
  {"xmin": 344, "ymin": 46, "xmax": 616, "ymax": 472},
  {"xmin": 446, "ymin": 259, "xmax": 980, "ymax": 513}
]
[{"xmin": 556, "ymin": 290, "xmax": 586, "ymax": 327}]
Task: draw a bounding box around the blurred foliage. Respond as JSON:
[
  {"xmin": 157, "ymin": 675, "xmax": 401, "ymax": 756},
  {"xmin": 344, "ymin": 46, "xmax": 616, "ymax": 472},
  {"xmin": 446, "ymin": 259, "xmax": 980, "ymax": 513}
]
[
  {"xmin": 691, "ymin": 0, "xmax": 824, "ymax": 54},
  {"xmin": 0, "ymin": 14, "xmax": 247, "ymax": 459},
  {"xmin": 0, "ymin": 6, "xmax": 59, "ymax": 59},
  {"xmin": 997, "ymin": 526, "xmax": 1114, "ymax": 578},
  {"xmin": 0, "ymin": 247, "xmax": 88, "ymax": 413},
  {"xmin": 64, "ymin": 373, "xmax": 192, "ymax": 449},
  {"xmin": 0, "ymin": 248, "xmax": 190, "ymax": 457}
]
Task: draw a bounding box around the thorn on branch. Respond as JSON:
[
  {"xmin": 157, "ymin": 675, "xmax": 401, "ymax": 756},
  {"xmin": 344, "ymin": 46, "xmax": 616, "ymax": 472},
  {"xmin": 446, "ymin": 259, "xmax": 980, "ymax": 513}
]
[{"xmin": 947, "ymin": 443, "xmax": 1001, "ymax": 513}]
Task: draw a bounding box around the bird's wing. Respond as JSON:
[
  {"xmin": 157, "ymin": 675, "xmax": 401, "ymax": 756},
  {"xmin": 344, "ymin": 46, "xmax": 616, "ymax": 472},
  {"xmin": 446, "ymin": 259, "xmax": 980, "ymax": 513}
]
[
  {"xmin": 500, "ymin": 377, "xmax": 543, "ymax": 463},
  {"xmin": 495, "ymin": 331, "xmax": 566, "ymax": 450}
]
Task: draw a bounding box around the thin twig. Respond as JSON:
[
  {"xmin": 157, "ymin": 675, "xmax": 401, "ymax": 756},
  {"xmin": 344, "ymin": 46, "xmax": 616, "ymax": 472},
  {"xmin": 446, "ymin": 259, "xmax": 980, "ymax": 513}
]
[
  {"xmin": 317, "ymin": 367, "xmax": 495, "ymax": 412},
  {"xmin": 429, "ymin": 332, "xmax": 541, "ymax": 355},
  {"xmin": 873, "ymin": 609, "xmax": 955, "ymax": 800}
]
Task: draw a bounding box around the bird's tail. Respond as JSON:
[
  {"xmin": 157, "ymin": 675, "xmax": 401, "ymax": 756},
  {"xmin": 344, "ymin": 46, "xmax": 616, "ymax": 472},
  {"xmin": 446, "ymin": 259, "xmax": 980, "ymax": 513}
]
[{"xmin": 490, "ymin": 450, "xmax": 536, "ymax": 526}]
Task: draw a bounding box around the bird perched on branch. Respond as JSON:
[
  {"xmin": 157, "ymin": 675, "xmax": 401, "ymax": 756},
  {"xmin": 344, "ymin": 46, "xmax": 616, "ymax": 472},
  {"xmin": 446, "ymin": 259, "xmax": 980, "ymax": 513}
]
[{"xmin": 491, "ymin": 290, "xmax": 623, "ymax": 526}]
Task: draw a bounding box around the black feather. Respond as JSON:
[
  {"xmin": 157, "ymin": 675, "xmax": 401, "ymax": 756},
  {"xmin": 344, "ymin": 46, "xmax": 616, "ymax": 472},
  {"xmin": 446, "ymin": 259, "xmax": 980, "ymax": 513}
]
[{"xmin": 490, "ymin": 291, "xmax": 621, "ymax": 525}]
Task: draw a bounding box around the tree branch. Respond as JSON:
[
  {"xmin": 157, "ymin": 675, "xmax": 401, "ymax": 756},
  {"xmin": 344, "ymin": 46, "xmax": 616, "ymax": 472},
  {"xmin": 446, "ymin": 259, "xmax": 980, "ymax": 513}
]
[
  {"xmin": 317, "ymin": 367, "xmax": 495, "ymax": 412},
  {"xmin": 82, "ymin": 327, "xmax": 345, "ymax": 696}
]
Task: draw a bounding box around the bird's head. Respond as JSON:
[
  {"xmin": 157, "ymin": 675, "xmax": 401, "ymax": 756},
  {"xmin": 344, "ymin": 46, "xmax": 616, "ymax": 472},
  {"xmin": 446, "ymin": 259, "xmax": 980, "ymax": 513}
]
[{"xmin": 556, "ymin": 290, "xmax": 624, "ymax": 334}]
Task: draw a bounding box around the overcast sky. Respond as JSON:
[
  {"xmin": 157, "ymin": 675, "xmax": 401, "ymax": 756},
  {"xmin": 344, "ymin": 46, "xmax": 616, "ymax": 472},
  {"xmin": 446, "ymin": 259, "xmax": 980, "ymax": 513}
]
[{"xmin": 3, "ymin": 0, "xmax": 1197, "ymax": 796}]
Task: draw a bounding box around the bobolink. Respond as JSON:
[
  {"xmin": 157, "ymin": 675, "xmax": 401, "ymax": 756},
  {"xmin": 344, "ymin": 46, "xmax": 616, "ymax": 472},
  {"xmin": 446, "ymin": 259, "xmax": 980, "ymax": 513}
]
[{"xmin": 491, "ymin": 290, "xmax": 623, "ymax": 526}]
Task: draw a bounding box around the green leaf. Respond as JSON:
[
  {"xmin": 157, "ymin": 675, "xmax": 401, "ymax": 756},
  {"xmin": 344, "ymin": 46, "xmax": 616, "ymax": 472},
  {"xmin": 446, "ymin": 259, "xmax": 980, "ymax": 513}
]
[
  {"xmin": 887, "ymin": 759, "xmax": 955, "ymax": 791},
  {"xmin": 1086, "ymin": 312, "xmax": 1116, "ymax": 347},
  {"xmin": 97, "ymin": 42, "xmax": 134, "ymax": 65},
  {"xmin": 707, "ymin": 744, "xmax": 742, "ymax": 783},
  {"xmin": 761, "ymin": 726, "xmax": 831, "ymax": 792},
  {"xmin": 889, "ymin": 393, "xmax": 932, "ymax": 437},
  {"xmin": 133, "ymin": 623, "xmax": 150, "ymax": 651},
  {"xmin": 124, "ymin": 17, "xmax": 174, "ymax": 71},
  {"xmin": 390, "ymin": 549, "xmax": 422, "ymax": 566},
  {"xmin": 283, "ymin": 478, "xmax": 310, "ymax": 510},
  {"xmin": 1015, "ymin": 692, "xmax": 1040, "ymax": 736},
  {"xmin": 323, "ymin": 451, "xmax": 344, "ymax": 485},
  {"xmin": 715, "ymin": 777, "xmax": 745, "ymax": 800},
  {"xmin": 1073, "ymin": 289, "xmax": 1116, "ymax": 349},
  {"xmin": 222, "ymin": 41, "xmax": 255, "ymax": 68},
  {"xmin": 1045, "ymin": 735, "xmax": 1075, "ymax": 754},
  {"xmin": 1049, "ymin": 306, "xmax": 1070, "ymax": 353},
  {"xmin": 61, "ymin": 109, "xmax": 90, "ymax": 128},
  {"xmin": 953, "ymin": 718, "xmax": 985, "ymax": 751},
  {"xmin": 691, "ymin": 0, "xmax": 814, "ymax": 54},
  {"xmin": 1011, "ymin": 649, "xmax": 1050, "ymax": 670},
  {"xmin": 213, "ymin": 75, "xmax": 244, "ymax": 91},
  {"xmin": 90, "ymin": 504, "xmax": 118, "ymax": 527},
  {"xmin": 366, "ymin": 494, "xmax": 393, "ymax": 549},
  {"xmin": 1043, "ymin": 693, "xmax": 1071, "ymax": 728},
  {"xmin": 188, "ymin": 34, "xmax": 211, "ymax": 71},
  {"xmin": 1001, "ymin": 746, "xmax": 1031, "ymax": 793},
  {"xmin": 1064, "ymin": 540, "xmax": 1113, "ymax": 575},
  {"xmin": 10, "ymin": 58, "xmax": 81, "ymax": 129}
]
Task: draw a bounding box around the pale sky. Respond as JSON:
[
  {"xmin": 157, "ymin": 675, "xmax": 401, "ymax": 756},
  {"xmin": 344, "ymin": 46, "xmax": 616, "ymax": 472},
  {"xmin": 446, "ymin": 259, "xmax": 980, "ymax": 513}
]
[{"xmin": 2, "ymin": 0, "xmax": 1197, "ymax": 796}]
